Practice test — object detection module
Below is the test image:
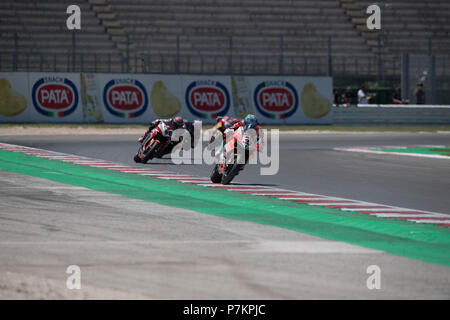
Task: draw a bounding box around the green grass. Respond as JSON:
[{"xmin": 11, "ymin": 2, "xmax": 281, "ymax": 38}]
[{"xmin": 1, "ymin": 123, "xmax": 450, "ymax": 132}]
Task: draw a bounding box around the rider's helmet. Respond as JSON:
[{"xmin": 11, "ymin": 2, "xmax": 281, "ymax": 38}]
[
  {"xmin": 215, "ymin": 116, "xmax": 229, "ymax": 128},
  {"xmin": 172, "ymin": 116, "xmax": 184, "ymax": 129},
  {"xmin": 244, "ymin": 114, "xmax": 258, "ymax": 129}
]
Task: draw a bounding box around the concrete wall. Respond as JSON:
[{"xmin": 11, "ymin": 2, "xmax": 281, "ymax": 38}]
[{"xmin": 334, "ymin": 105, "xmax": 450, "ymax": 125}]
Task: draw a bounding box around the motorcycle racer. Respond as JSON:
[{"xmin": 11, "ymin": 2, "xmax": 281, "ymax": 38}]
[
  {"xmin": 209, "ymin": 116, "xmax": 241, "ymax": 144},
  {"xmin": 134, "ymin": 116, "xmax": 185, "ymax": 163},
  {"xmin": 138, "ymin": 116, "xmax": 185, "ymax": 143},
  {"xmin": 224, "ymin": 114, "xmax": 263, "ymax": 152},
  {"xmin": 217, "ymin": 114, "xmax": 263, "ymax": 170},
  {"xmin": 215, "ymin": 116, "xmax": 242, "ymax": 134},
  {"xmin": 158, "ymin": 119, "xmax": 202, "ymax": 157},
  {"xmin": 210, "ymin": 114, "xmax": 264, "ymax": 184}
]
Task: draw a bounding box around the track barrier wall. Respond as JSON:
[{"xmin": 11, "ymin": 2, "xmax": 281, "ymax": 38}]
[
  {"xmin": 0, "ymin": 72, "xmax": 333, "ymax": 124},
  {"xmin": 334, "ymin": 105, "xmax": 450, "ymax": 125}
]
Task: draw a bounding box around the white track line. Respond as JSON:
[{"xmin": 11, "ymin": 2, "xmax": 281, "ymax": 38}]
[
  {"xmin": 276, "ymin": 197, "xmax": 327, "ymax": 200},
  {"xmin": 334, "ymin": 146, "xmax": 450, "ymax": 160},
  {"xmin": 285, "ymin": 197, "xmax": 356, "ymax": 202},
  {"xmin": 205, "ymin": 185, "xmax": 270, "ymax": 189},
  {"xmin": 373, "ymin": 214, "xmax": 434, "ymax": 218},
  {"xmin": 172, "ymin": 178, "xmax": 211, "ymax": 181},
  {"xmin": 339, "ymin": 207, "xmax": 408, "ymax": 212},
  {"xmin": 308, "ymin": 202, "xmax": 362, "ymax": 206},
  {"xmin": 410, "ymin": 219, "xmax": 450, "ymax": 224}
]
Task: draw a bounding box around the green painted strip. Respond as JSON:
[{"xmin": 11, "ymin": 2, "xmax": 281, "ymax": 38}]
[
  {"xmin": 1, "ymin": 149, "xmax": 450, "ymax": 267},
  {"xmin": 374, "ymin": 147, "xmax": 450, "ymax": 157}
]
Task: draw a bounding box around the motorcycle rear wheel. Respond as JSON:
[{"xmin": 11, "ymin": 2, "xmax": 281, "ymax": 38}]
[
  {"xmin": 210, "ymin": 165, "xmax": 223, "ymax": 183},
  {"xmin": 221, "ymin": 163, "xmax": 244, "ymax": 185}
]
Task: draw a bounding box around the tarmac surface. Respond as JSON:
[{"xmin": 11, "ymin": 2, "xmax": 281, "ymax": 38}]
[
  {"xmin": 2, "ymin": 131, "xmax": 449, "ymax": 214},
  {"xmin": 0, "ymin": 170, "xmax": 449, "ymax": 299},
  {"xmin": 0, "ymin": 131, "xmax": 449, "ymax": 299}
]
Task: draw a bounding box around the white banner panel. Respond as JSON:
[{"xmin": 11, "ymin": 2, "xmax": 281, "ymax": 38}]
[
  {"xmin": 0, "ymin": 72, "xmax": 31, "ymax": 122},
  {"xmin": 181, "ymin": 75, "xmax": 233, "ymax": 123},
  {"xmin": 97, "ymin": 73, "xmax": 152, "ymax": 123},
  {"xmin": 147, "ymin": 74, "xmax": 184, "ymax": 120},
  {"xmin": 0, "ymin": 72, "xmax": 333, "ymax": 124},
  {"xmin": 235, "ymin": 76, "xmax": 333, "ymax": 124},
  {"xmin": 79, "ymin": 73, "xmax": 104, "ymax": 123},
  {"xmin": 28, "ymin": 72, "xmax": 83, "ymax": 122}
]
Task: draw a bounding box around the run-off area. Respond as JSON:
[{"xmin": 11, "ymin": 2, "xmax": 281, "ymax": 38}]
[{"xmin": 0, "ymin": 167, "xmax": 449, "ymax": 298}]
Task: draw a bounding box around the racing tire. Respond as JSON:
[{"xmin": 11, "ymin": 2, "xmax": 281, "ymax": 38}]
[
  {"xmin": 210, "ymin": 165, "xmax": 223, "ymax": 183},
  {"xmin": 133, "ymin": 154, "xmax": 141, "ymax": 163},
  {"xmin": 221, "ymin": 163, "xmax": 244, "ymax": 185},
  {"xmin": 141, "ymin": 142, "xmax": 160, "ymax": 164}
]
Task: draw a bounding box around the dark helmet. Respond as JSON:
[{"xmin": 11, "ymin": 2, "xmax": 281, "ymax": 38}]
[
  {"xmin": 172, "ymin": 116, "xmax": 184, "ymax": 129},
  {"xmin": 216, "ymin": 116, "xmax": 229, "ymax": 125}
]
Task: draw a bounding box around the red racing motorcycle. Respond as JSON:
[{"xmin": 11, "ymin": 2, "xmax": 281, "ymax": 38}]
[
  {"xmin": 134, "ymin": 121, "xmax": 173, "ymax": 164},
  {"xmin": 210, "ymin": 125, "xmax": 260, "ymax": 185}
]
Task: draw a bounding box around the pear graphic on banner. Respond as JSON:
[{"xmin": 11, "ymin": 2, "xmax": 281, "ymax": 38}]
[
  {"xmin": 151, "ymin": 80, "xmax": 181, "ymax": 118},
  {"xmin": 300, "ymin": 82, "xmax": 331, "ymax": 119},
  {"xmin": 0, "ymin": 78, "xmax": 27, "ymax": 117}
]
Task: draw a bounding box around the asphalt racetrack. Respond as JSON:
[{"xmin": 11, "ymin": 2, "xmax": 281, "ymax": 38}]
[
  {"xmin": 0, "ymin": 131, "xmax": 449, "ymax": 299},
  {"xmin": 3, "ymin": 131, "xmax": 450, "ymax": 214}
]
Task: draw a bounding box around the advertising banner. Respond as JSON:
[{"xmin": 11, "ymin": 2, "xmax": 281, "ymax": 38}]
[
  {"xmin": 97, "ymin": 74, "xmax": 150, "ymax": 123},
  {"xmin": 181, "ymin": 75, "xmax": 232, "ymax": 121},
  {"xmin": 79, "ymin": 73, "xmax": 104, "ymax": 123},
  {"xmin": 233, "ymin": 76, "xmax": 333, "ymax": 124},
  {"xmin": 147, "ymin": 74, "xmax": 183, "ymax": 120},
  {"xmin": 0, "ymin": 72, "xmax": 333, "ymax": 124},
  {"xmin": 28, "ymin": 72, "xmax": 82, "ymax": 122},
  {"xmin": 0, "ymin": 72, "xmax": 32, "ymax": 122}
]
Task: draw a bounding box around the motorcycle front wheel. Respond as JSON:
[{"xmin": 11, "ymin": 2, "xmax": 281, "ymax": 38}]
[
  {"xmin": 221, "ymin": 163, "xmax": 245, "ymax": 185},
  {"xmin": 141, "ymin": 141, "xmax": 160, "ymax": 164},
  {"xmin": 210, "ymin": 165, "xmax": 223, "ymax": 183}
]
